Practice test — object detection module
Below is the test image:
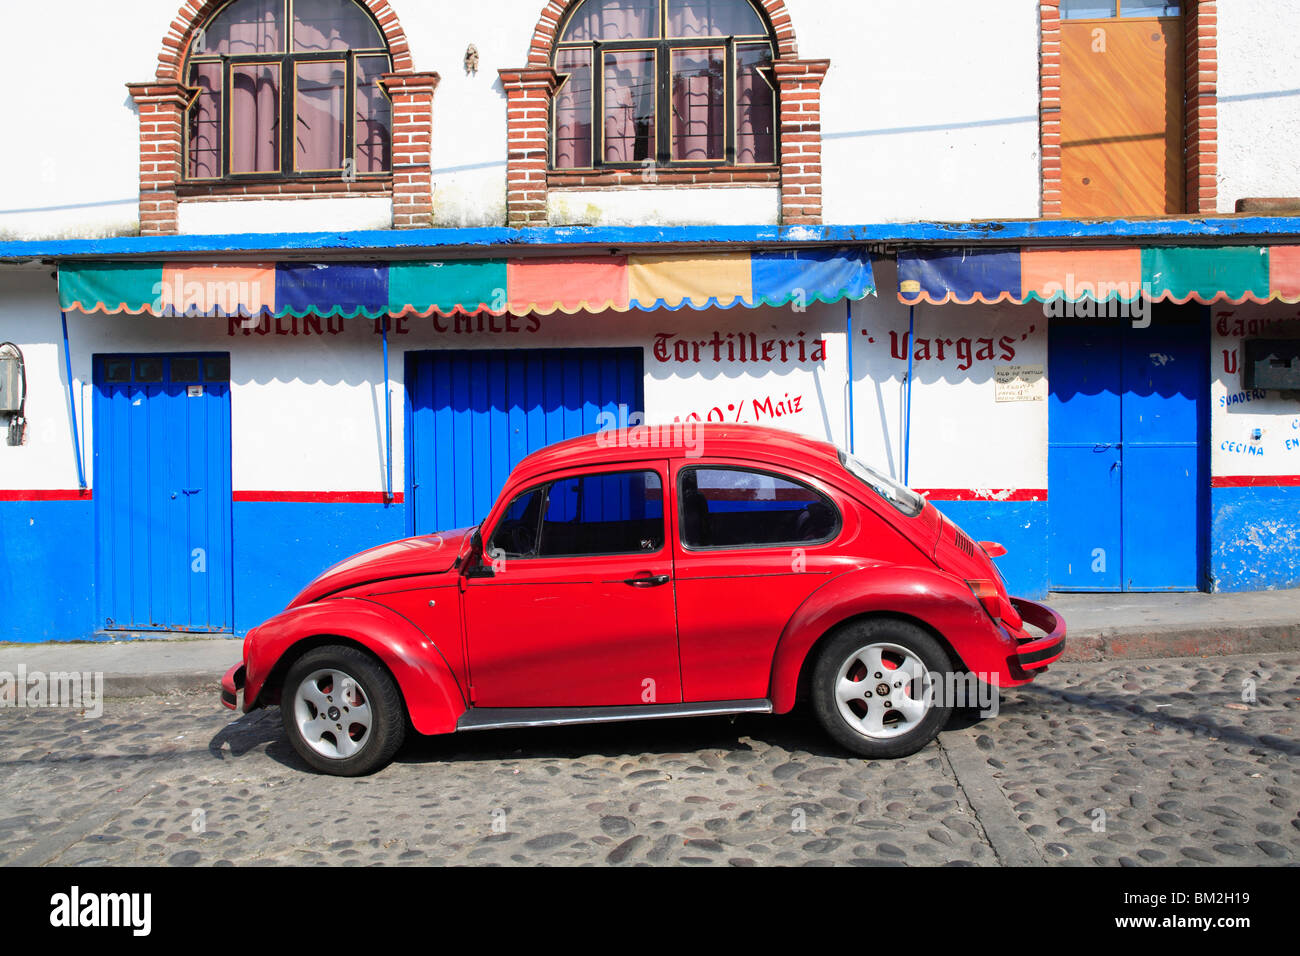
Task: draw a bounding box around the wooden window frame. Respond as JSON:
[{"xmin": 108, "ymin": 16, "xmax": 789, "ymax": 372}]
[
  {"xmin": 182, "ymin": 0, "xmax": 394, "ymax": 184},
  {"xmin": 550, "ymin": 0, "xmax": 778, "ymax": 172}
]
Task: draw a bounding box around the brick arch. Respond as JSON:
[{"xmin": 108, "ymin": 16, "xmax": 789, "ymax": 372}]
[
  {"xmin": 133, "ymin": 0, "xmax": 437, "ymax": 235},
  {"xmin": 154, "ymin": 0, "xmax": 415, "ymax": 80},
  {"xmin": 525, "ymin": 0, "xmax": 799, "ymax": 66},
  {"xmin": 505, "ymin": 0, "xmax": 823, "ymax": 229}
]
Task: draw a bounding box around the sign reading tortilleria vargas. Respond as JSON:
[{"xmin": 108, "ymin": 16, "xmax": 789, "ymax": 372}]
[{"xmin": 995, "ymin": 365, "xmax": 1046, "ymax": 403}]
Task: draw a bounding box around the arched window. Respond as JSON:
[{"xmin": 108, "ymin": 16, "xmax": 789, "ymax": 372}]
[
  {"xmin": 551, "ymin": 0, "xmax": 777, "ymax": 170},
  {"xmin": 185, "ymin": 0, "xmax": 393, "ymax": 180}
]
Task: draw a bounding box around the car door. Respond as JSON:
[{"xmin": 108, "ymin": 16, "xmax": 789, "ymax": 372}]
[
  {"xmin": 672, "ymin": 461, "xmax": 850, "ymax": 703},
  {"xmin": 462, "ymin": 461, "xmax": 682, "ymax": 708}
]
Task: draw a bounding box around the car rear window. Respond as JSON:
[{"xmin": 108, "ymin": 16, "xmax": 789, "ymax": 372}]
[
  {"xmin": 839, "ymin": 451, "xmax": 925, "ymax": 517},
  {"xmin": 679, "ymin": 467, "xmax": 840, "ymax": 550}
]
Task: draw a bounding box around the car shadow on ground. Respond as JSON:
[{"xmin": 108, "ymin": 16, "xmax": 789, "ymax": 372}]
[
  {"xmin": 397, "ymin": 709, "xmax": 856, "ymax": 766},
  {"xmin": 205, "ymin": 676, "xmax": 1299, "ymax": 777},
  {"xmin": 208, "ymin": 704, "xmax": 885, "ymax": 774}
]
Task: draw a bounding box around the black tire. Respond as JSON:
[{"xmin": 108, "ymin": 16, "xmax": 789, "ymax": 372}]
[
  {"xmin": 810, "ymin": 619, "xmax": 955, "ymax": 759},
  {"xmin": 280, "ymin": 645, "xmax": 406, "ymax": 776}
]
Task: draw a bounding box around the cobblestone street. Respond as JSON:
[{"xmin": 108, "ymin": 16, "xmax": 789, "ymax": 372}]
[{"xmin": 1, "ymin": 654, "xmax": 1296, "ymax": 867}]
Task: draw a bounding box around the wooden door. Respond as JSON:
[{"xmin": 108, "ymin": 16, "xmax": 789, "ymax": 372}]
[{"xmin": 1060, "ymin": 15, "xmax": 1185, "ymax": 217}]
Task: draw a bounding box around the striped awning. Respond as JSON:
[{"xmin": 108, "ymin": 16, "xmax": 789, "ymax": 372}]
[
  {"xmin": 897, "ymin": 245, "xmax": 1300, "ymax": 306},
  {"xmin": 59, "ymin": 248, "xmax": 875, "ymax": 318}
]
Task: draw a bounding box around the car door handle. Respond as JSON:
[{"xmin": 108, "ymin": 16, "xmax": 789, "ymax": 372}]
[{"xmin": 624, "ymin": 574, "xmax": 670, "ymax": 588}]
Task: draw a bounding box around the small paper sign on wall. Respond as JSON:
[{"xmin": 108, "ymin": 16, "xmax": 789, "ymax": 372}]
[
  {"xmin": 995, "ymin": 364, "xmax": 1046, "ymax": 403},
  {"xmin": 187, "ymin": 385, "xmax": 204, "ymax": 398}
]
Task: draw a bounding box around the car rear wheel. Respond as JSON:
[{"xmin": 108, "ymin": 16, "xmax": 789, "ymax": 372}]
[
  {"xmin": 811, "ymin": 620, "xmax": 954, "ymax": 759},
  {"xmin": 281, "ymin": 645, "xmax": 406, "ymax": 776}
]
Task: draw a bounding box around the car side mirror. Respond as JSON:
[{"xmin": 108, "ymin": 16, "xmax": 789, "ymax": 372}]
[{"xmin": 464, "ymin": 529, "xmax": 495, "ymax": 579}]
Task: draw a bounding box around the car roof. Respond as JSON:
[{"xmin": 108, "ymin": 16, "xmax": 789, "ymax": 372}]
[{"xmin": 514, "ymin": 424, "xmax": 846, "ymax": 480}]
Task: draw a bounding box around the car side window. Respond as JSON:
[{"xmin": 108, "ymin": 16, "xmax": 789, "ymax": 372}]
[
  {"xmin": 680, "ymin": 467, "xmax": 840, "ymax": 550},
  {"xmin": 536, "ymin": 471, "xmax": 665, "ymax": 558},
  {"xmin": 487, "ymin": 487, "xmax": 545, "ymax": 559}
]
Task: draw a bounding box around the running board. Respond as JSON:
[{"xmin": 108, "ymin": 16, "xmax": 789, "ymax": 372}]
[{"xmin": 456, "ymin": 699, "xmax": 773, "ymax": 732}]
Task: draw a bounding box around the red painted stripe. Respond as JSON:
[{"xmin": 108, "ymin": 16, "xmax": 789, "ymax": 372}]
[
  {"xmin": 232, "ymin": 491, "xmax": 404, "ymax": 504},
  {"xmin": 0, "ymin": 489, "xmax": 92, "ymax": 501},
  {"xmin": 917, "ymin": 489, "xmax": 1048, "ymax": 502},
  {"xmin": 1212, "ymin": 476, "xmax": 1300, "ymax": 488}
]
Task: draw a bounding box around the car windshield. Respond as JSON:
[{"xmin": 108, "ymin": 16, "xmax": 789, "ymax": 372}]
[{"xmin": 838, "ymin": 451, "xmax": 925, "ymax": 517}]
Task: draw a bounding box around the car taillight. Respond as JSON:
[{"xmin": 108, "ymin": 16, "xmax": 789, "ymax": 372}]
[{"xmin": 967, "ymin": 579, "xmax": 1003, "ymax": 623}]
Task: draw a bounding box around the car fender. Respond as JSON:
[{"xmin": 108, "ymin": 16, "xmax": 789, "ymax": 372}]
[
  {"xmin": 244, "ymin": 598, "xmax": 467, "ymax": 736},
  {"xmin": 767, "ymin": 564, "xmax": 1019, "ymax": 713}
]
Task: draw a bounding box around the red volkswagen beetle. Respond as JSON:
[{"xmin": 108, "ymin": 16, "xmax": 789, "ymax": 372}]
[{"xmin": 221, "ymin": 425, "xmax": 1065, "ymax": 776}]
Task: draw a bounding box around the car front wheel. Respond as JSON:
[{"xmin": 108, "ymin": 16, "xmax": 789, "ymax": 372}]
[
  {"xmin": 281, "ymin": 645, "xmax": 406, "ymax": 776},
  {"xmin": 811, "ymin": 620, "xmax": 955, "ymax": 759}
]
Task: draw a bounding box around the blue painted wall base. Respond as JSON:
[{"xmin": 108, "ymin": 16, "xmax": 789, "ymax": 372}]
[
  {"xmin": 928, "ymin": 500, "xmax": 1050, "ymax": 600},
  {"xmin": 0, "ymin": 499, "xmax": 95, "ymax": 643},
  {"xmin": 1211, "ymin": 486, "xmax": 1300, "ymax": 592},
  {"xmin": 232, "ymin": 501, "xmax": 407, "ymax": 634}
]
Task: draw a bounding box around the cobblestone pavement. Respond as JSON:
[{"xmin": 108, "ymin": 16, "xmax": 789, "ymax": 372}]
[{"xmin": 0, "ymin": 654, "xmax": 1296, "ymax": 866}]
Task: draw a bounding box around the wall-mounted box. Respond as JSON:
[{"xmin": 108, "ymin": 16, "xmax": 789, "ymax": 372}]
[
  {"xmin": 1243, "ymin": 339, "xmax": 1300, "ymax": 391},
  {"xmin": 0, "ymin": 356, "xmax": 21, "ymax": 413}
]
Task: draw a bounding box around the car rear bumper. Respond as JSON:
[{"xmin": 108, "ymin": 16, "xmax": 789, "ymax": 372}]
[
  {"xmin": 1006, "ymin": 598, "xmax": 1067, "ymax": 676},
  {"xmin": 220, "ymin": 662, "xmax": 246, "ymax": 711}
]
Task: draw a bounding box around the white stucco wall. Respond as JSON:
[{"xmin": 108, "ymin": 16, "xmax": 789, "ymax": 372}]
[
  {"xmin": 548, "ymin": 186, "xmax": 780, "ymax": 227},
  {"xmin": 2, "ymin": 1, "xmax": 1299, "ymax": 239},
  {"xmin": 177, "ymin": 197, "xmax": 395, "ymax": 234},
  {"xmin": 0, "ymin": 0, "xmax": 1071, "ymax": 241},
  {"xmin": 852, "ymin": 260, "xmax": 1048, "ymax": 491},
  {"xmin": 803, "ymin": 0, "xmax": 1044, "ymax": 225},
  {"xmin": 1210, "ymin": 304, "xmax": 1300, "ymax": 478},
  {"xmin": 1216, "ymin": 0, "xmax": 1300, "ymax": 213},
  {"xmin": 0, "ymin": 268, "xmax": 83, "ymax": 490},
  {"xmin": 0, "ymin": 0, "xmax": 179, "ymax": 241}
]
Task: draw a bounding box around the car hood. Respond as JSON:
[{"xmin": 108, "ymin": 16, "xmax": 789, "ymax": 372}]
[{"xmin": 287, "ymin": 528, "xmax": 473, "ymax": 609}]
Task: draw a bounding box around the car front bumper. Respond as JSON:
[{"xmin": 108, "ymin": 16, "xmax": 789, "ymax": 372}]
[
  {"xmin": 1005, "ymin": 598, "xmax": 1067, "ymax": 678},
  {"xmin": 220, "ymin": 662, "xmax": 246, "ymax": 711}
]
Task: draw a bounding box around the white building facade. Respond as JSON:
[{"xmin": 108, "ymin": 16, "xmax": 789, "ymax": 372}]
[{"xmin": 1, "ymin": 0, "xmax": 1298, "ymax": 641}]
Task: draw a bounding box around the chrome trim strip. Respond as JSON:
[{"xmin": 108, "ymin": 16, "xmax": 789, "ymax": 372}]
[{"xmin": 457, "ymin": 699, "xmax": 773, "ymax": 732}]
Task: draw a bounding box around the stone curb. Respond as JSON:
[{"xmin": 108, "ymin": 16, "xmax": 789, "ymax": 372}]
[
  {"xmin": 1058, "ymin": 623, "xmax": 1299, "ymax": 663},
  {"xmin": 102, "ymin": 674, "xmax": 222, "ymax": 699}
]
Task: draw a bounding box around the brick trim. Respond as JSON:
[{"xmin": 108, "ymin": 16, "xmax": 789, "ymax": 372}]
[
  {"xmin": 382, "ymin": 71, "xmax": 441, "ymax": 229},
  {"xmin": 153, "ymin": 0, "xmax": 414, "ymax": 80},
  {"xmin": 133, "ymin": 0, "xmax": 425, "ymax": 234},
  {"xmin": 501, "ymin": 66, "xmax": 562, "ymax": 228},
  {"xmin": 1183, "ymin": 1, "xmax": 1218, "ymax": 214},
  {"xmin": 525, "ymin": 0, "xmax": 799, "ymax": 66},
  {"xmin": 1039, "ymin": 2, "xmax": 1062, "ymax": 217},
  {"xmin": 126, "ymin": 81, "xmax": 191, "ymax": 236},
  {"xmin": 1039, "ymin": 0, "xmax": 1219, "ymax": 217},
  {"xmin": 177, "ymin": 178, "xmax": 394, "ymax": 200},
  {"xmin": 506, "ymin": 0, "xmax": 820, "ymax": 228},
  {"xmin": 774, "ymin": 59, "xmax": 828, "ymax": 226},
  {"xmin": 549, "ymin": 167, "xmax": 781, "ymax": 188}
]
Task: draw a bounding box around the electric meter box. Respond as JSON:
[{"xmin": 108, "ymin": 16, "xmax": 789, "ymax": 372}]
[
  {"xmin": 1243, "ymin": 339, "xmax": 1300, "ymax": 391},
  {"xmin": 0, "ymin": 356, "xmax": 21, "ymax": 413}
]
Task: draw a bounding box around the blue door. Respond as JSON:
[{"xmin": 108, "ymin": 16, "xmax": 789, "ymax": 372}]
[
  {"xmin": 1049, "ymin": 313, "xmax": 1207, "ymax": 591},
  {"xmin": 1048, "ymin": 324, "xmax": 1124, "ymax": 591},
  {"xmin": 93, "ymin": 354, "xmax": 234, "ymax": 632},
  {"xmin": 405, "ymin": 349, "xmax": 644, "ymax": 535}
]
